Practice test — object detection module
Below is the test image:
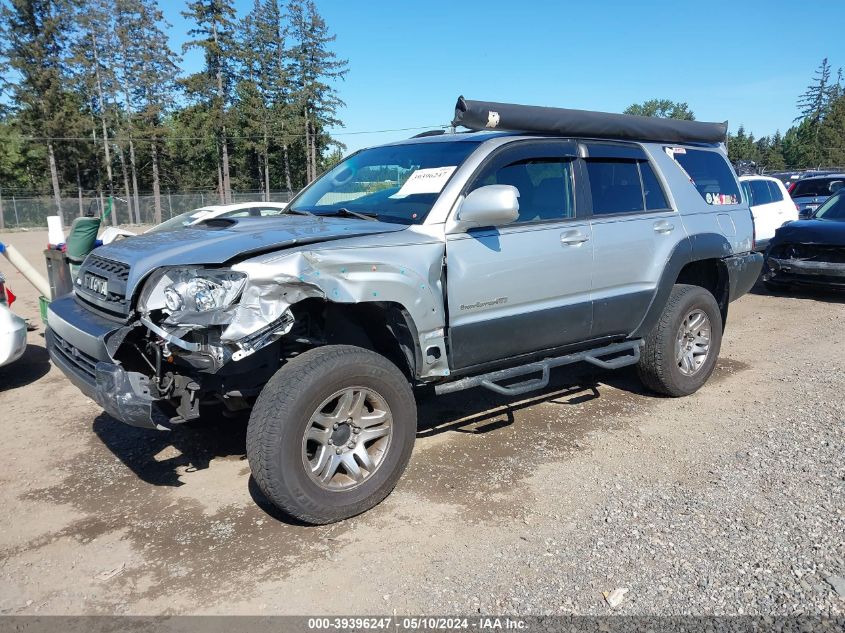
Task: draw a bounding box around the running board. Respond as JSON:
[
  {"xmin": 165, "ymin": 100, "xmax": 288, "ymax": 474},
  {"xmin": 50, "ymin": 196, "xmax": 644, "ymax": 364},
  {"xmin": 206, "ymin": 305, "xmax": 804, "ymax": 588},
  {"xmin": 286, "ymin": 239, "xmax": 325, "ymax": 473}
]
[{"xmin": 435, "ymin": 340, "xmax": 642, "ymax": 397}]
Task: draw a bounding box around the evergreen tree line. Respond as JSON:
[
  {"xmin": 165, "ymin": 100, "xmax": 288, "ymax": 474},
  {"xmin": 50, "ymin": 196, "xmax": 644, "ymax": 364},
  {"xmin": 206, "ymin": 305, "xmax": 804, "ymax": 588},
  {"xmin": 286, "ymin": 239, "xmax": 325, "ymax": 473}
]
[
  {"xmin": 727, "ymin": 58, "xmax": 845, "ymax": 171},
  {"xmin": 0, "ymin": 0, "xmax": 347, "ymax": 224},
  {"xmin": 626, "ymin": 59, "xmax": 845, "ymax": 172}
]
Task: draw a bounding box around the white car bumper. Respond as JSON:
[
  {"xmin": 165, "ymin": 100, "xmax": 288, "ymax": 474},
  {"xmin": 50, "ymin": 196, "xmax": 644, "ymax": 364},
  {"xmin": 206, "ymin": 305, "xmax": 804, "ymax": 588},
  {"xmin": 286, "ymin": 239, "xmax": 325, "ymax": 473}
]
[{"xmin": 0, "ymin": 304, "xmax": 27, "ymax": 368}]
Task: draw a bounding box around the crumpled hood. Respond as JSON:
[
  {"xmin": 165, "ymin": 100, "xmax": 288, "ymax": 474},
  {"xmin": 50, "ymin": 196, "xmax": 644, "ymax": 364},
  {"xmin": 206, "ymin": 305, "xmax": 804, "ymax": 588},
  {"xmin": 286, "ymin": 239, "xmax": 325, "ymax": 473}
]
[
  {"xmin": 771, "ymin": 219, "xmax": 845, "ymax": 247},
  {"xmin": 89, "ymin": 215, "xmax": 407, "ymax": 295}
]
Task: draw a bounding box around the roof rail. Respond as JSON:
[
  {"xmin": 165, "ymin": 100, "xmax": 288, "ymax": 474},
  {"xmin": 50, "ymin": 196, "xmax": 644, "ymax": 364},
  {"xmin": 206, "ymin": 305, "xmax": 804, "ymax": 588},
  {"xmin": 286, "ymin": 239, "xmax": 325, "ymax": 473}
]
[
  {"xmin": 410, "ymin": 129, "xmax": 447, "ymax": 138},
  {"xmin": 452, "ymin": 96, "xmax": 727, "ymax": 144}
]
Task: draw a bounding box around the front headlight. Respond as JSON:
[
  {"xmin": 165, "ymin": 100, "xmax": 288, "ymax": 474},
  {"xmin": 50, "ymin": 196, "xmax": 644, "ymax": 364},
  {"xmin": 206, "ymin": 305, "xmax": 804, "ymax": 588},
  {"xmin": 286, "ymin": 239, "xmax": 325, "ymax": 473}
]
[{"xmin": 139, "ymin": 267, "xmax": 247, "ymax": 314}]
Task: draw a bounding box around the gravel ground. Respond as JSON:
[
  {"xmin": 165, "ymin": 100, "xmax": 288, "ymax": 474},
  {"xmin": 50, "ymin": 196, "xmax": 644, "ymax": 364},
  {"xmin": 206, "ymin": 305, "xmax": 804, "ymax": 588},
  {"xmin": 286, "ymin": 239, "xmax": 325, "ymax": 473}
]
[{"xmin": 0, "ymin": 229, "xmax": 842, "ymax": 617}]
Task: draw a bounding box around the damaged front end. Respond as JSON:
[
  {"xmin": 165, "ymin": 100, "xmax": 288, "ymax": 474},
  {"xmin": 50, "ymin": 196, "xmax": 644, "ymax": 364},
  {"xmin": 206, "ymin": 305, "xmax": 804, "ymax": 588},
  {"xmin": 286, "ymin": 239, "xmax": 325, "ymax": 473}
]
[
  {"xmin": 764, "ymin": 243, "xmax": 845, "ymax": 289},
  {"xmin": 99, "ymin": 266, "xmax": 304, "ymax": 429}
]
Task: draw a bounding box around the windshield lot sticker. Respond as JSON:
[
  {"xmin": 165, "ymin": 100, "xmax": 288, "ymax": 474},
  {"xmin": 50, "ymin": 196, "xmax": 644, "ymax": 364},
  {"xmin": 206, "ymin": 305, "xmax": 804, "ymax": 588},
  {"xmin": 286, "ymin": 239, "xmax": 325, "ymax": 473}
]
[{"xmin": 390, "ymin": 166, "xmax": 457, "ymax": 198}]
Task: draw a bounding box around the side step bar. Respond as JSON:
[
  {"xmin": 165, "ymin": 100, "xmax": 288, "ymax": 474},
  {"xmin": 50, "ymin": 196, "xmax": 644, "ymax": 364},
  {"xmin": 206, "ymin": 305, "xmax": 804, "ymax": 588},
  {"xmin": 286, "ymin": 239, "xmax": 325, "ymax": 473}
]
[{"xmin": 435, "ymin": 340, "xmax": 643, "ymax": 397}]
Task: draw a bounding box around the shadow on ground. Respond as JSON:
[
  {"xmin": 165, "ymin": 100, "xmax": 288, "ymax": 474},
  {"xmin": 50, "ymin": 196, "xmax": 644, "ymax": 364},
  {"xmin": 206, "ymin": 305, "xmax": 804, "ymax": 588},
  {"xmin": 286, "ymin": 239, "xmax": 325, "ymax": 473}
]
[
  {"xmin": 0, "ymin": 342, "xmax": 51, "ymax": 392},
  {"xmin": 89, "ymin": 360, "xmax": 647, "ymax": 496},
  {"xmin": 749, "ymin": 276, "xmax": 845, "ymax": 303}
]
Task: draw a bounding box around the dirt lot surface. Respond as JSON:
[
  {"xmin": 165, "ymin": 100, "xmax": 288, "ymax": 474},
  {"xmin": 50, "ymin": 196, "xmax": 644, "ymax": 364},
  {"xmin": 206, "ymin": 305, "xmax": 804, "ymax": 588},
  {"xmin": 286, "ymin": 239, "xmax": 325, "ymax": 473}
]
[{"xmin": 0, "ymin": 229, "xmax": 843, "ymax": 616}]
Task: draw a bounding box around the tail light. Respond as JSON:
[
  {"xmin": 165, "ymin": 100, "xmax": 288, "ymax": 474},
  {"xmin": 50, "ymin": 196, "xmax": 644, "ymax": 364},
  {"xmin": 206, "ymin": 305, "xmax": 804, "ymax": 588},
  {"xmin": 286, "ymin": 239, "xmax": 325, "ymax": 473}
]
[
  {"xmin": 0, "ymin": 275, "xmax": 10, "ymax": 306},
  {"xmin": 788, "ymin": 182, "xmax": 796, "ymax": 194},
  {"xmin": 749, "ymin": 210, "xmax": 757, "ymax": 250}
]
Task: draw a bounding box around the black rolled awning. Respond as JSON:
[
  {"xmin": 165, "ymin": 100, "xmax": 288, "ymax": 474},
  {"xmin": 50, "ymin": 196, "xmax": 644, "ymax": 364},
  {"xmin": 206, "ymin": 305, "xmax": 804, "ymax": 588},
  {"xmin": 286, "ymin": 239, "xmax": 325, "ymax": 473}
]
[{"xmin": 452, "ymin": 96, "xmax": 727, "ymax": 144}]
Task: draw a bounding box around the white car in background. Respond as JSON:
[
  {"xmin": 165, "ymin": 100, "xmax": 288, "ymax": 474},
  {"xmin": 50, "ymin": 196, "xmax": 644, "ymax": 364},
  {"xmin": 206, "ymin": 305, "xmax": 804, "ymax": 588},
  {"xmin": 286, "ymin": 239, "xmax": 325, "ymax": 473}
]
[
  {"xmin": 146, "ymin": 201, "xmax": 289, "ymax": 233},
  {"xmin": 0, "ymin": 274, "xmax": 27, "ymax": 368},
  {"xmin": 739, "ymin": 175, "xmax": 798, "ymax": 250}
]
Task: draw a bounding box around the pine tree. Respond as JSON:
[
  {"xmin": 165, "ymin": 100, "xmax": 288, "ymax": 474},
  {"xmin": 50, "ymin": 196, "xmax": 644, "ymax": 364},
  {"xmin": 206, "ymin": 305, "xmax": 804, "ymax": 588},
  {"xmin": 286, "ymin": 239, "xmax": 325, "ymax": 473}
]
[
  {"xmin": 762, "ymin": 131, "xmax": 786, "ymax": 170},
  {"xmin": 287, "ymin": 0, "xmax": 347, "ymax": 184},
  {"xmin": 818, "ymin": 95, "xmax": 845, "ymax": 166},
  {"xmin": 183, "ymin": 0, "xmax": 238, "ymax": 203},
  {"xmin": 796, "ymin": 59, "xmax": 832, "ymax": 123},
  {"xmin": 70, "ymin": 0, "xmax": 130, "ymax": 224},
  {"xmin": 116, "ymin": 0, "xmax": 179, "ymax": 224},
  {"xmin": 1, "ymin": 0, "xmax": 74, "ymax": 213}
]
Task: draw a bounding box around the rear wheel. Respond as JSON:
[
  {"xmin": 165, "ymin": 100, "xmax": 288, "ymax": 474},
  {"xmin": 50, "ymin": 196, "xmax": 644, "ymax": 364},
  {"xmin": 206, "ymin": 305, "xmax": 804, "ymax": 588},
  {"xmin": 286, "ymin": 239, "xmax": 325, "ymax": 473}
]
[
  {"xmin": 246, "ymin": 345, "xmax": 416, "ymax": 524},
  {"xmin": 637, "ymin": 284, "xmax": 723, "ymax": 397}
]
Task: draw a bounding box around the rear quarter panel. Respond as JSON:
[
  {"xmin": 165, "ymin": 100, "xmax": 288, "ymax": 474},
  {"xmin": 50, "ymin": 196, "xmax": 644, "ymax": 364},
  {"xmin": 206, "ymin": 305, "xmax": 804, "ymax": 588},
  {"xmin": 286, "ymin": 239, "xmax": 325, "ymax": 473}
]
[{"xmin": 645, "ymin": 144, "xmax": 753, "ymax": 255}]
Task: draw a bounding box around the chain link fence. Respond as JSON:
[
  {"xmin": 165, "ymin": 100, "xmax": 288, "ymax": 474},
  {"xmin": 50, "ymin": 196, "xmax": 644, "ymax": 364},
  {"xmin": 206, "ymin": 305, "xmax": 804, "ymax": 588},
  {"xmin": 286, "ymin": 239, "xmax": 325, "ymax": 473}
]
[{"xmin": 0, "ymin": 190, "xmax": 296, "ymax": 230}]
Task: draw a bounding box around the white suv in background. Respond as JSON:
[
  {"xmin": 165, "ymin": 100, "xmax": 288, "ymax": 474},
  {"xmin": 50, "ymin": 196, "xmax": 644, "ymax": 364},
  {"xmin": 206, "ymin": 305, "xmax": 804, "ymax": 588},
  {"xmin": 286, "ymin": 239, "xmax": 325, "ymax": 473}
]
[{"xmin": 739, "ymin": 175, "xmax": 798, "ymax": 250}]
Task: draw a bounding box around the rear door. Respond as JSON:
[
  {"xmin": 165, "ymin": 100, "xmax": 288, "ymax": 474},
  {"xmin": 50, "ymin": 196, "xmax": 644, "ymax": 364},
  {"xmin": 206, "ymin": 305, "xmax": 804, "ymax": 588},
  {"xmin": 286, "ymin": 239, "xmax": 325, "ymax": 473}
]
[
  {"xmin": 770, "ymin": 179, "xmax": 798, "ymax": 223},
  {"xmin": 584, "ymin": 144, "xmax": 679, "ymax": 339},
  {"xmin": 746, "ymin": 178, "xmax": 778, "ymax": 242},
  {"xmin": 445, "ymin": 141, "xmax": 593, "ymax": 370}
]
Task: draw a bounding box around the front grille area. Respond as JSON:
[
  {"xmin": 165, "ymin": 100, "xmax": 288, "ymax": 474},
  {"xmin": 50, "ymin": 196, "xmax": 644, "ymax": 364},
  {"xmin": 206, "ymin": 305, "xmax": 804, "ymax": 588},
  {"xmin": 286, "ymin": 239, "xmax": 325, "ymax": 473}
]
[
  {"xmin": 86, "ymin": 255, "xmax": 130, "ymax": 281},
  {"xmin": 50, "ymin": 330, "xmax": 98, "ymax": 384},
  {"xmin": 76, "ymin": 254, "xmax": 131, "ymax": 318},
  {"xmin": 772, "ymin": 243, "xmax": 845, "ymax": 264}
]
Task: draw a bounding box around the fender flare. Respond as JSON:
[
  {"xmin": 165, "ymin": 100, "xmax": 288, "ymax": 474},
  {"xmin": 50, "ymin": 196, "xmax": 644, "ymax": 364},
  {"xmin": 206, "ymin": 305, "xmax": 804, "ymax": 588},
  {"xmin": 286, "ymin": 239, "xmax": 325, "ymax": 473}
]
[{"xmin": 631, "ymin": 233, "xmax": 732, "ymax": 338}]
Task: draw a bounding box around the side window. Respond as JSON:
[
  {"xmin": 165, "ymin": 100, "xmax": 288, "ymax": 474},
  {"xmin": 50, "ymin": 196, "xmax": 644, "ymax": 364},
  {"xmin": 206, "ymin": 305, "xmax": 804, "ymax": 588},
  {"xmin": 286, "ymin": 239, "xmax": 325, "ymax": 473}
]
[
  {"xmin": 475, "ymin": 158, "xmax": 575, "ymax": 223},
  {"xmin": 741, "ymin": 181, "xmax": 754, "ymax": 205},
  {"xmin": 585, "ymin": 159, "xmax": 644, "ymax": 214},
  {"xmin": 766, "ymin": 180, "xmax": 784, "ymax": 202},
  {"xmin": 639, "ymin": 161, "xmax": 670, "ymax": 210},
  {"xmin": 749, "ymin": 180, "xmax": 772, "ymax": 206},
  {"xmin": 668, "ymin": 148, "xmax": 741, "ymax": 206}
]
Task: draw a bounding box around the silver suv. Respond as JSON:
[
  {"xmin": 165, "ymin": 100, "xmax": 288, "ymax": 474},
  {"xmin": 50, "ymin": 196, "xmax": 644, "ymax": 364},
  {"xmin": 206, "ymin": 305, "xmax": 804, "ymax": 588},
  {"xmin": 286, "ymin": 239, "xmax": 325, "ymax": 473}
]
[{"xmin": 46, "ymin": 99, "xmax": 762, "ymax": 523}]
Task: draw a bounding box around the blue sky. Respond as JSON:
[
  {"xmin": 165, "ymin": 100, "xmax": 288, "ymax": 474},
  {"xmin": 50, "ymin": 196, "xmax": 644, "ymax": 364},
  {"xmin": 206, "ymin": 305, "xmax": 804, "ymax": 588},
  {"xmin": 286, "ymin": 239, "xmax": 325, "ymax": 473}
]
[{"xmin": 161, "ymin": 0, "xmax": 845, "ymax": 153}]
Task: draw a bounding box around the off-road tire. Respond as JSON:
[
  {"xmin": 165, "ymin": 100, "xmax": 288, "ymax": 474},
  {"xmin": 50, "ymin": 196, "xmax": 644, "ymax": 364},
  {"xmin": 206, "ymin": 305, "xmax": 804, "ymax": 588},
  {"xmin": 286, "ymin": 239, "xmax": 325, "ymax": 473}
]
[
  {"xmin": 246, "ymin": 345, "xmax": 416, "ymax": 524},
  {"xmin": 637, "ymin": 284, "xmax": 723, "ymax": 397}
]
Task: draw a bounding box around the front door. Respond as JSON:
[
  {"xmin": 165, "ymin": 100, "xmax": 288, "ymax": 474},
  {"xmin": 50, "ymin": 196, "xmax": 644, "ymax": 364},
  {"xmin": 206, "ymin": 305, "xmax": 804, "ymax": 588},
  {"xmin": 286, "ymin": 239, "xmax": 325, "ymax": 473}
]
[{"xmin": 445, "ymin": 142, "xmax": 593, "ymax": 370}]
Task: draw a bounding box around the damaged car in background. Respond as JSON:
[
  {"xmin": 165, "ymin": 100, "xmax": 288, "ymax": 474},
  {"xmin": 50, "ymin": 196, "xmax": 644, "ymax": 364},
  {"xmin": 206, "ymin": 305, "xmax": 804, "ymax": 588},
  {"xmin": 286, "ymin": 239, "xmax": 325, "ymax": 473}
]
[
  {"xmin": 46, "ymin": 97, "xmax": 762, "ymax": 524},
  {"xmin": 764, "ymin": 188, "xmax": 845, "ymax": 291}
]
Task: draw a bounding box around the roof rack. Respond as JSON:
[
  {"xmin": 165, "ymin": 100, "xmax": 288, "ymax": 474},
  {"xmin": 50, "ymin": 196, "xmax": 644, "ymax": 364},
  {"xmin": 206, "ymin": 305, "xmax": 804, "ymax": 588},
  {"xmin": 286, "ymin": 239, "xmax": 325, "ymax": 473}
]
[
  {"xmin": 410, "ymin": 129, "xmax": 447, "ymax": 138},
  {"xmin": 452, "ymin": 96, "xmax": 727, "ymax": 145}
]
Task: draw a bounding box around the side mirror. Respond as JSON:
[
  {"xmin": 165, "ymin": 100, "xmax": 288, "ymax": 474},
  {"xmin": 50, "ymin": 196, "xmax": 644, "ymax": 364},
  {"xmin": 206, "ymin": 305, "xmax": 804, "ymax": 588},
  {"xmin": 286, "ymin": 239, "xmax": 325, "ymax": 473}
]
[
  {"xmin": 454, "ymin": 185, "xmax": 520, "ymax": 231},
  {"xmin": 829, "ymin": 180, "xmax": 843, "ymax": 194}
]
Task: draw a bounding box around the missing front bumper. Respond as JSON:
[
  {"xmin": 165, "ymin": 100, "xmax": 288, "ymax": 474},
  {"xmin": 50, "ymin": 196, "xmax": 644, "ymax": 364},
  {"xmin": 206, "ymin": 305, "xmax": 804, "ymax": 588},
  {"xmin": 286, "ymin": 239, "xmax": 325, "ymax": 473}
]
[{"xmin": 94, "ymin": 362, "xmax": 172, "ymax": 430}]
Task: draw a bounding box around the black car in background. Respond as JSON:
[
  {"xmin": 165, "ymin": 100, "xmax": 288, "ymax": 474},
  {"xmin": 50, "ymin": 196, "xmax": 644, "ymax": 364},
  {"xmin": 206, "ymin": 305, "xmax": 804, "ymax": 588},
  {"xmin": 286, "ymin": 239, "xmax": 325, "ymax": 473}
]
[
  {"xmin": 790, "ymin": 174, "xmax": 845, "ymax": 219},
  {"xmin": 764, "ymin": 190, "xmax": 845, "ymax": 291}
]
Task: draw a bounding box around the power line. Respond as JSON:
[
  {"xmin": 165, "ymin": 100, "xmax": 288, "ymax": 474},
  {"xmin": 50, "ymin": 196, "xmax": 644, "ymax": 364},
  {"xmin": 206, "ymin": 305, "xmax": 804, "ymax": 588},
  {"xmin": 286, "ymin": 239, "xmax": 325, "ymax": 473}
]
[{"xmin": 12, "ymin": 124, "xmax": 450, "ymax": 143}]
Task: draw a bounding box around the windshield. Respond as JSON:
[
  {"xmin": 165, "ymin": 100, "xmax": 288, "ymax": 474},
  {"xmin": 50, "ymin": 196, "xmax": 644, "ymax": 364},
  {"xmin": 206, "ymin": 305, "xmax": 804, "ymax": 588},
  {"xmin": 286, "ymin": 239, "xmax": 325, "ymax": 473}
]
[
  {"xmin": 791, "ymin": 177, "xmax": 844, "ymax": 198},
  {"xmin": 288, "ymin": 140, "xmax": 482, "ymax": 224},
  {"xmin": 814, "ymin": 192, "xmax": 845, "ymax": 221}
]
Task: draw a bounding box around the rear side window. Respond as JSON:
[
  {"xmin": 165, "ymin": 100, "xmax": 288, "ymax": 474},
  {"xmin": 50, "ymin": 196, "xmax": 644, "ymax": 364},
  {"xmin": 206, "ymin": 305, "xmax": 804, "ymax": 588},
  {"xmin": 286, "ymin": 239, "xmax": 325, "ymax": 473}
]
[
  {"xmin": 585, "ymin": 159, "xmax": 670, "ymax": 214},
  {"xmin": 766, "ymin": 180, "xmax": 784, "ymax": 202},
  {"xmin": 639, "ymin": 162, "xmax": 670, "ymax": 210},
  {"xmin": 749, "ymin": 180, "xmax": 773, "ymax": 206},
  {"xmin": 667, "ymin": 148, "xmax": 740, "ymax": 206},
  {"xmin": 585, "ymin": 160, "xmax": 644, "ymax": 214}
]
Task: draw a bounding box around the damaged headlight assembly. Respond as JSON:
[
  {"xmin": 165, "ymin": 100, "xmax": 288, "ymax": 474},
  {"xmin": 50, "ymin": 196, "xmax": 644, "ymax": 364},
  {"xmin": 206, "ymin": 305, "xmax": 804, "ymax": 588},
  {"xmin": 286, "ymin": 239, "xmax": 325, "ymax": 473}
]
[
  {"xmin": 139, "ymin": 268, "xmax": 247, "ymax": 316},
  {"xmin": 137, "ymin": 267, "xmax": 295, "ymax": 363}
]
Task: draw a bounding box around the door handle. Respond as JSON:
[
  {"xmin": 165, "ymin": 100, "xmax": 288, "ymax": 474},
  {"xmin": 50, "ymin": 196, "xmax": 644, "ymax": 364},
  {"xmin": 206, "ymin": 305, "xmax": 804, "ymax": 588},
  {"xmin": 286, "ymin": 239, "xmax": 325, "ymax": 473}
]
[
  {"xmin": 560, "ymin": 230, "xmax": 589, "ymax": 245},
  {"xmin": 653, "ymin": 220, "xmax": 675, "ymax": 234}
]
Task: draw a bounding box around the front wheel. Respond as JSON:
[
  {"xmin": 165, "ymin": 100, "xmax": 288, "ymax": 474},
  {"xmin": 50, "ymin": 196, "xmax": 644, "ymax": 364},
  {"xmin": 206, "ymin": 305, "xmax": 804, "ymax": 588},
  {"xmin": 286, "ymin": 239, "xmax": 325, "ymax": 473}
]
[
  {"xmin": 637, "ymin": 284, "xmax": 723, "ymax": 397},
  {"xmin": 246, "ymin": 345, "xmax": 416, "ymax": 524}
]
